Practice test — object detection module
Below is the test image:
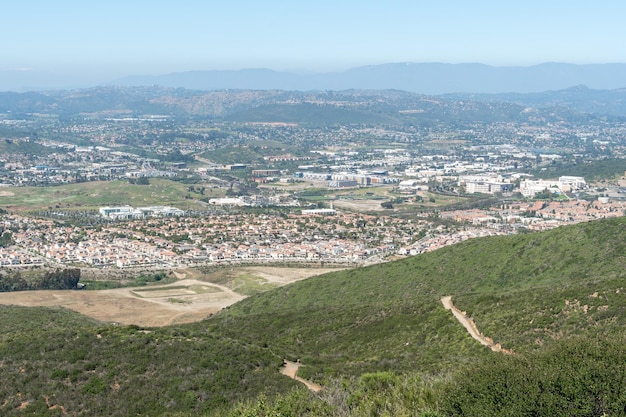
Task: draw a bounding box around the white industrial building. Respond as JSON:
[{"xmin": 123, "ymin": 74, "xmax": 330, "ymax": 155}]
[
  {"xmin": 520, "ymin": 176, "xmax": 586, "ymax": 198},
  {"xmin": 465, "ymin": 182, "xmax": 513, "ymax": 194},
  {"xmin": 99, "ymin": 205, "xmax": 184, "ymax": 220}
]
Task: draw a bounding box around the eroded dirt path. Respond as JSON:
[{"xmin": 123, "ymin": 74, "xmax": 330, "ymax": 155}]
[
  {"xmin": 441, "ymin": 296, "xmax": 514, "ymax": 354},
  {"xmin": 280, "ymin": 360, "xmax": 323, "ymax": 392}
]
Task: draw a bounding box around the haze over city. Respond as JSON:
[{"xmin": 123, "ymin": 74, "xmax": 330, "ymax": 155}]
[{"xmin": 3, "ymin": 0, "xmax": 626, "ymax": 86}]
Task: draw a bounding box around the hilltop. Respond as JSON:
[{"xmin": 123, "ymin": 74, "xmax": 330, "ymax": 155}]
[{"xmin": 0, "ymin": 216, "xmax": 625, "ymax": 415}]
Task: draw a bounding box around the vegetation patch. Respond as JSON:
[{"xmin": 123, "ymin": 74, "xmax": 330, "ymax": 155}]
[
  {"xmin": 168, "ymin": 298, "xmax": 192, "ymax": 304},
  {"xmin": 132, "ymin": 284, "xmax": 223, "ymax": 299},
  {"xmin": 232, "ymin": 274, "xmax": 279, "ymax": 296}
]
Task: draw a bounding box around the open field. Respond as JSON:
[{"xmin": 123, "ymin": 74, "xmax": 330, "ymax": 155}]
[
  {"xmin": 0, "ymin": 178, "xmax": 218, "ymax": 213},
  {"xmin": 0, "ymin": 266, "xmax": 344, "ymax": 326},
  {"xmin": 236, "ymin": 265, "xmax": 340, "ymax": 283},
  {"xmin": 275, "ymin": 182, "xmax": 473, "ymax": 213},
  {"xmin": 333, "ymin": 190, "xmax": 470, "ymax": 212},
  {"xmin": 0, "ymin": 279, "xmax": 243, "ymax": 326},
  {"xmin": 332, "ymin": 198, "xmax": 389, "ymax": 212}
]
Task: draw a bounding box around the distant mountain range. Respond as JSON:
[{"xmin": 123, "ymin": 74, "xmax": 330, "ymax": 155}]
[
  {"xmin": 2, "ymin": 63, "xmax": 626, "ymax": 94},
  {"xmin": 114, "ymin": 63, "xmax": 626, "ymax": 94}
]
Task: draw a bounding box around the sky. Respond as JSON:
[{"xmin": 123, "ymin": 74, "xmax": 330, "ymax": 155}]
[{"xmin": 2, "ymin": 0, "xmax": 626, "ymax": 83}]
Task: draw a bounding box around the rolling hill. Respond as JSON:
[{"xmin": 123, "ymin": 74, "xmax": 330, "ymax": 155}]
[
  {"xmin": 0, "ymin": 216, "xmax": 625, "ymax": 415},
  {"xmin": 1, "ymin": 85, "xmax": 624, "ymax": 123}
]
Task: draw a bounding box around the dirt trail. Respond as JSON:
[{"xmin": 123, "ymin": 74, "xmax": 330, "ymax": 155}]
[
  {"xmin": 441, "ymin": 296, "xmax": 513, "ymax": 354},
  {"xmin": 280, "ymin": 360, "xmax": 323, "ymax": 392}
]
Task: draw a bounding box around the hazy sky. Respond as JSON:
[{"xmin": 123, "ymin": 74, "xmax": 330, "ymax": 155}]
[{"xmin": 3, "ymin": 0, "xmax": 626, "ymax": 81}]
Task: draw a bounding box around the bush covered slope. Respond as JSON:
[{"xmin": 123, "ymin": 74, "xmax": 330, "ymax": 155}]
[
  {"xmin": 210, "ymin": 216, "xmax": 626, "ymax": 376},
  {"xmin": 0, "ymin": 306, "xmax": 296, "ymax": 416}
]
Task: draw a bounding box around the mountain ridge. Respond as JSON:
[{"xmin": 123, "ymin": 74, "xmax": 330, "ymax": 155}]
[
  {"xmin": 3, "ymin": 62, "xmax": 626, "ymax": 94},
  {"xmin": 112, "ymin": 62, "xmax": 626, "ymax": 94}
]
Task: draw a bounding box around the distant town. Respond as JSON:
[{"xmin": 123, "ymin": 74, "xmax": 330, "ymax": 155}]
[{"xmin": 0, "ymin": 87, "xmax": 625, "ymax": 271}]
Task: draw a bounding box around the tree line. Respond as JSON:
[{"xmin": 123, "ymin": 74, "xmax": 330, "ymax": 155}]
[{"xmin": 0, "ymin": 269, "xmax": 81, "ymax": 292}]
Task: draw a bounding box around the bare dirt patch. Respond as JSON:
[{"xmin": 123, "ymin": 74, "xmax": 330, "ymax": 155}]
[
  {"xmin": 0, "ymin": 279, "xmax": 244, "ymax": 327},
  {"xmin": 332, "ymin": 199, "xmax": 388, "ymax": 212},
  {"xmin": 0, "ymin": 191, "xmax": 15, "ymax": 197},
  {"xmin": 0, "ymin": 267, "xmax": 343, "ymax": 327}
]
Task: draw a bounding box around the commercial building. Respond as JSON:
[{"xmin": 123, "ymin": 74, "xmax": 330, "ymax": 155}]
[{"xmin": 99, "ymin": 205, "xmax": 184, "ymax": 220}]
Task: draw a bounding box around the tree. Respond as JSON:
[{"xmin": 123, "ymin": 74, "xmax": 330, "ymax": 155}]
[
  {"xmin": 0, "ymin": 231, "xmax": 14, "ymax": 247},
  {"xmin": 0, "ymin": 273, "xmax": 28, "ymax": 292},
  {"xmin": 39, "ymin": 269, "xmax": 81, "ymax": 290}
]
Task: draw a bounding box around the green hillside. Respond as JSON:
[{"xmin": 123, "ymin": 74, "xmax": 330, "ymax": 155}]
[
  {"xmin": 0, "ymin": 178, "xmax": 213, "ymax": 213},
  {"xmin": 224, "ymin": 102, "xmax": 396, "ymax": 125},
  {"xmin": 531, "ymin": 157, "xmax": 626, "ymax": 181},
  {"xmin": 206, "ymin": 216, "xmax": 626, "ymax": 380},
  {"xmin": 1, "ymin": 217, "xmax": 625, "ymax": 416},
  {"xmin": 0, "ymin": 306, "xmax": 295, "ymax": 416}
]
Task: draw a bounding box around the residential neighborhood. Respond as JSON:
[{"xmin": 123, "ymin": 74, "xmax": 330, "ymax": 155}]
[{"xmin": 1, "ymin": 192, "xmax": 624, "ymax": 270}]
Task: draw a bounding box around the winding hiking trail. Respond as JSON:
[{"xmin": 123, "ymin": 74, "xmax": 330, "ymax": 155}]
[
  {"xmin": 280, "ymin": 296, "xmax": 514, "ymax": 392},
  {"xmin": 280, "ymin": 360, "xmax": 323, "ymax": 392},
  {"xmin": 441, "ymin": 296, "xmax": 514, "ymax": 354}
]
